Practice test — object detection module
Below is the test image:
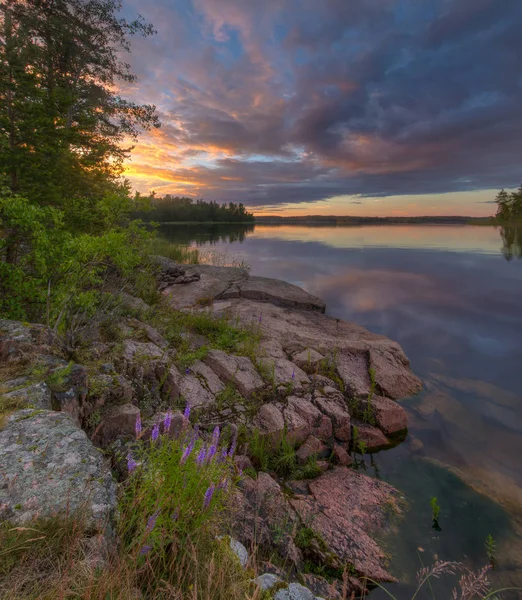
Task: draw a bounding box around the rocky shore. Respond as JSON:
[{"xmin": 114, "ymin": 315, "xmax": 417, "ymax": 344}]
[{"xmin": 0, "ymin": 259, "xmax": 422, "ymax": 599}]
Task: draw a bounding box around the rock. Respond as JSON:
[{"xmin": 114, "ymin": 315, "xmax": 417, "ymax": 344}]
[
  {"xmin": 118, "ymin": 292, "xmax": 150, "ymax": 316},
  {"xmin": 142, "ymin": 410, "xmax": 187, "ymax": 442},
  {"xmin": 159, "ymin": 262, "xmax": 248, "ymax": 309},
  {"xmin": 0, "ymin": 410, "xmax": 116, "ymax": 532},
  {"xmin": 292, "ymin": 348, "xmax": 325, "ymax": 373},
  {"xmin": 0, "ymin": 319, "xmax": 57, "ymax": 363},
  {"xmin": 312, "ymin": 396, "xmax": 351, "ymax": 442},
  {"xmin": 252, "ymin": 403, "xmax": 285, "ymax": 446},
  {"xmin": 258, "ymin": 357, "xmax": 310, "ymax": 390},
  {"xmin": 0, "ymin": 380, "xmax": 52, "ymax": 411},
  {"xmin": 126, "ymin": 318, "xmax": 168, "ymax": 348},
  {"xmin": 296, "ymin": 436, "xmax": 329, "ymax": 465},
  {"xmin": 92, "ymin": 404, "xmax": 140, "ymax": 447},
  {"xmin": 233, "ymin": 276, "xmax": 326, "ymax": 313},
  {"xmin": 254, "ymin": 573, "xmax": 283, "ymax": 591},
  {"xmin": 259, "ymin": 339, "xmax": 287, "ymax": 360},
  {"xmin": 51, "ymin": 363, "xmax": 89, "ymax": 427},
  {"xmin": 332, "ymin": 444, "xmax": 353, "ymax": 467},
  {"xmin": 160, "ymin": 365, "xmax": 216, "ymax": 409},
  {"xmin": 122, "ymin": 339, "xmax": 166, "ymax": 365},
  {"xmin": 233, "ymin": 472, "xmax": 302, "ymax": 567},
  {"xmin": 285, "ymin": 397, "xmax": 333, "ymax": 441},
  {"xmin": 226, "ymin": 300, "xmax": 422, "ymax": 402},
  {"xmin": 191, "ymin": 360, "xmax": 225, "ymax": 395},
  {"xmin": 290, "ymin": 467, "xmax": 401, "ymax": 582},
  {"xmin": 204, "ymin": 349, "xmax": 264, "ymax": 398},
  {"xmin": 353, "ymin": 420, "xmax": 390, "ymax": 451},
  {"xmin": 228, "ymin": 537, "xmax": 249, "ymax": 568},
  {"xmin": 316, "ymin": 460, "xmax": 330, "ymax": 473},
  {"xmin": 301, "ymin": 573, "xmax": 363, "ymax": 600},
  {"xmin": 355, "ymin": 395, "xmax": 408, "ymax": 435},
  {"xmin": 274, "ymin": 582, "xmax": 316, "ymax": 600},
  {"xmin": 234, "ymin": 455, "xmax": 253, "ymax": 472}
]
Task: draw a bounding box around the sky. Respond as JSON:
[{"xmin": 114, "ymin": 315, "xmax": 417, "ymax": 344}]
[{"xmin": 120, "ymin": 0, "xmax": 522, "ymax": 217}]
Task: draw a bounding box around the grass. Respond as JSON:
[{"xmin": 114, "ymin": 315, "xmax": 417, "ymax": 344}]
[
  {"xmin": 148, "ymin": 238, "xmax": 200, "ymax": 264},
  {"xmin": 0, "ymin": 420, "xmax": 264, "ymax": 600},
  {"xmin": 247, "ymin": 429, "xmax": 322, "ymax": 480}
]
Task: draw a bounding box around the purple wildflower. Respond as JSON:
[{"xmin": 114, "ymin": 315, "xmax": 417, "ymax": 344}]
[
  {"xmin": 212, "ymin": 425, "xmax": 220, "ymax": 444},
  {"xmin": 146, "ymin": 509, "xmax": 160, "ymax": 533},
  {"xmin": 259, "ymin": 314, "xmax": 262, "ymax": 323},
  {"xmin": 180, "ymin": 438, "xmax": 195, "ymax": 465},
  {"xmin": 196, "ymin": 446, "xmax": 206, "ymax": 466},
  {"xmin": 139, "ymin": 545, "xmax": 152, "ymax": 556},
  {"xmin": 218, "ymin": 447, "xmax": 228, "ymax": 463},
  {"xmin": 135, "ymin": 413, "xmax": 142, "ymax": 438},
  {"xmin": 183, "ymin": 402, "xmax": 191, "ymax": 421},
  {"xmin": 185, "ymin": 367, "xmax": 191, "ymax": 375},
  {"xmin": 171, "ymin": 509, "xmax": 179, "ymax": 522},
  {"xmin": 151, "ymin": 423, "xmax": 160, "ymax": 442},
  {"xmin": 207, "ymin": 444, "xmax": 217, "ymax": 463},
  {"xmin": 163, "ymin": 410, "xmax": 172, "ymax": 433},
  {"xmin": 193, "ymin": 424, "xmax": 199, "ymax": 439},
  {"xmin": 127, "ymin": 453, "xmax": 137, "ymax": 473},
  {"xmin": 291, "ymin": 367, "xmax": 295, "ymax": 380},
  {"xmin": 203, "ymin": 484, "xmax": 215, "ymax": 509}
]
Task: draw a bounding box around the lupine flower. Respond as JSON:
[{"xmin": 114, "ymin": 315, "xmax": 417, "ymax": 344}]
[
  {"xmin": 146, "ymin": 509, "xmax": 160, "ymax": 533},
  {"xmin": 135, "ymin": 414, "xmax": 142, "ymax": 438},
  {"xmin": 171, "ymin": 509, "xmax": 179, "ymax": 522},
  {"xmin": 185, "ymin": 367, "xmax": 191, "ymax": 375},
  {"xmin": 212, "ymin": 425, "xmax": 220, "ymax": 444},
  {"xmin": 127, "ymin": 453, "xmax": 137, "ymax": 473},
  {"xmin": 180, "ymin": 439, "xmax": 196, "ymax": 464},
  {"xmin": 203, "ymin": 484, "xmax": 215, "ymax": 509},
  {"xmin": 163, "ymin": 410, "xmax": 172, "ymax": 433},
  {"xmin": 193, "ymin": 424, "xmax": 199, "ymax": 439},
  {"xmin": 140, "ymin": 545, "xmax": 152, "ymax": 556},
  {"xmin": 259, "ymin": 314, "xmax": 262, "ymax": 323},
  {"xmin": 207, "ymin": 444, "xmax": 217, "ymax": 463},
  {"xmin": 291, "ymin": 367, "xmax": 295, "ymax": 380},
  {"xmin": 151, "ymin": 423, "xmax": 160, "ymax": 442},
  {"xmin": 218, "ymin": 447, "xmax": 228, "ymax": 463},
  {"xmin": 196, "ymin": 446, "xmax": 206, "ymax": 466},
  {"xmin": 183, "ymin": 402, "xmax": 191, "ymax": 421}
]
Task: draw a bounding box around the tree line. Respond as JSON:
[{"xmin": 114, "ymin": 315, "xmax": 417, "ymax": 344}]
[
  {"xmin": 495, "ymin": 185, "xmax": 522, "ymax": 222},
  {"xmin": 134, "ymin": 195, "xmax": 255, "ymax": 223}
]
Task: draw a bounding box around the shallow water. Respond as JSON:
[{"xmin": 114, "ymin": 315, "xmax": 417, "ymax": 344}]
[{"xmin": 159, "ymin": 223, "xmax": 522, "ymax": 598}]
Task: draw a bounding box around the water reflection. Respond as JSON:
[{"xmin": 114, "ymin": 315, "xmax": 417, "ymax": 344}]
[
  {"xmin": 500, "ymin": 225, "xmax": 522, "ymax": 261},
  {"xmin": 158, "ymin": 222, "xmax": 254, "ymax": 246}
]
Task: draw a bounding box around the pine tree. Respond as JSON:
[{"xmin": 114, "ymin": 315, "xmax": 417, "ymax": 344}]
[{"xmin": 495, "ymin": 189, "xmax": 512, "ymax": 221}]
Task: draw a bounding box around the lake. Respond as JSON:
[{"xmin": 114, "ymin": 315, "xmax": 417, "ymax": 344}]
[{"xmin": 159, "ymin": 222, "xmax": 522, "ymax": 598}]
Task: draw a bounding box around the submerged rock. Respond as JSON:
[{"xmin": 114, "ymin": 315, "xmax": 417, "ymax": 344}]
[{"xmin": 0, "ymin": 410, "xmax": 116, "ymax": 532}]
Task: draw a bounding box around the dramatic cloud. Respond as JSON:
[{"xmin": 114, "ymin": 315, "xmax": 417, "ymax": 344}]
[{"xmin": 122, "ymin": 0, "xmax": 522, "ymax": 213}]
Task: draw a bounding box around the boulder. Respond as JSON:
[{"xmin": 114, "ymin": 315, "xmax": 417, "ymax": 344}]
[
  {"xmin": 254, "ymin": 573, "xmax": 283, "ymax": 591},
  {"xmin": 0, "ymin": 319, "xmax": 57, "ymax": 363},
  {"xmin": 282, "ymin": 404, "xmax": 311, "ymax": 446},
  {"xmin": 118, "ymin": 292, "xmax": 150, "ymax": 316},
  {"xmin": 296, "ymin": 436, "xmax": 329, "ymax": 465},
  {"xmin": 285, "ymin": 397, "xmax": 333, "ymax": 441},
  {"xmin": 232, "ymin": 276, "xmax": 326, "ymax": 314},
  {"xmin": 274, "ymin": 583, "xmax": 317, "ymax": 600},
  {"xmin": 125, "ymin": 318, "xmax": 168, "ymax": 348},
  {"xmin": 160, "ymin": 365, "xmax": 216, "ymax": 409},
  {"xmin": 0, "ymin": 380, "xmax": 52, "ymax": 411},
  {"xmin": 0, "ymin": 410, "xmax": 116, "ymax": 532},
  {"xmin": 312, "ymin": 396, "xmax": 351, "ymax": 442},
  {"xmin": 332, "ymin": 444, "xmax": 353, "ymax": 467},
  {"xmin": 354, "ymin": 395, "xmax": 408, "ymax": 435},
  {"xmin": 92, "ymin": 404, "xmax": 140, "ymax": 447},
  {"xmin": 51, "ymin": 363, "xmax": 89, "ymax": 427},
  {"xmin": 292, "ymin": 348, "xmax": 325, "ymax": 373},
  {"xmin": 290, "ymin": 467, "xmax": 402, "ymax": 583},
  {"xmin": 252, "ymin": 403, "xmax": 285, "ymax": 446},
  {"xmin": 353, "ymin": 421, "xmax": 390, "ymax": 451},
  {"xmin": 258, "ymin": 357, "xmax": 310, "ymax": 391},
  {"xmin": 258, "ymin": 339, "xmax": 287, "ymax": 360},
  {"xmin": 191, "ymin": 360, "xmax": 225, "ymax": 395},
  {"xmin": 204, "ymin": 349, "xmax": 264, "ymax": 398},
  {"xmin": 233, "ymin": 472, "xmax": 302, "ymax": 567}
]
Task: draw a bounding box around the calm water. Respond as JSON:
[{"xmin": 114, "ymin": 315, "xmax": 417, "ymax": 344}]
[{"xmin": 160, "ymin": 223, "xmax": 522, "ymax": 598}]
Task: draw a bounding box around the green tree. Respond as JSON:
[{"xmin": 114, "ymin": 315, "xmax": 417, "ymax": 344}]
[
  {"xmin": 0, "ymin": 0, "xmax": 159, "ymax": 224},
  {"xmin": 495, "ymin": 189, "xmax": 512, "ymax": 221}
]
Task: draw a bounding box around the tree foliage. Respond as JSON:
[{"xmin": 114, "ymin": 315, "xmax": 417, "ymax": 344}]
[
  {"xmin": 134, "ymin": 195, "xmax": 255, "ymax": 223},
  {"xmin": 494, "ymin": 185, "xmax": 522, "ymax": 222}
]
